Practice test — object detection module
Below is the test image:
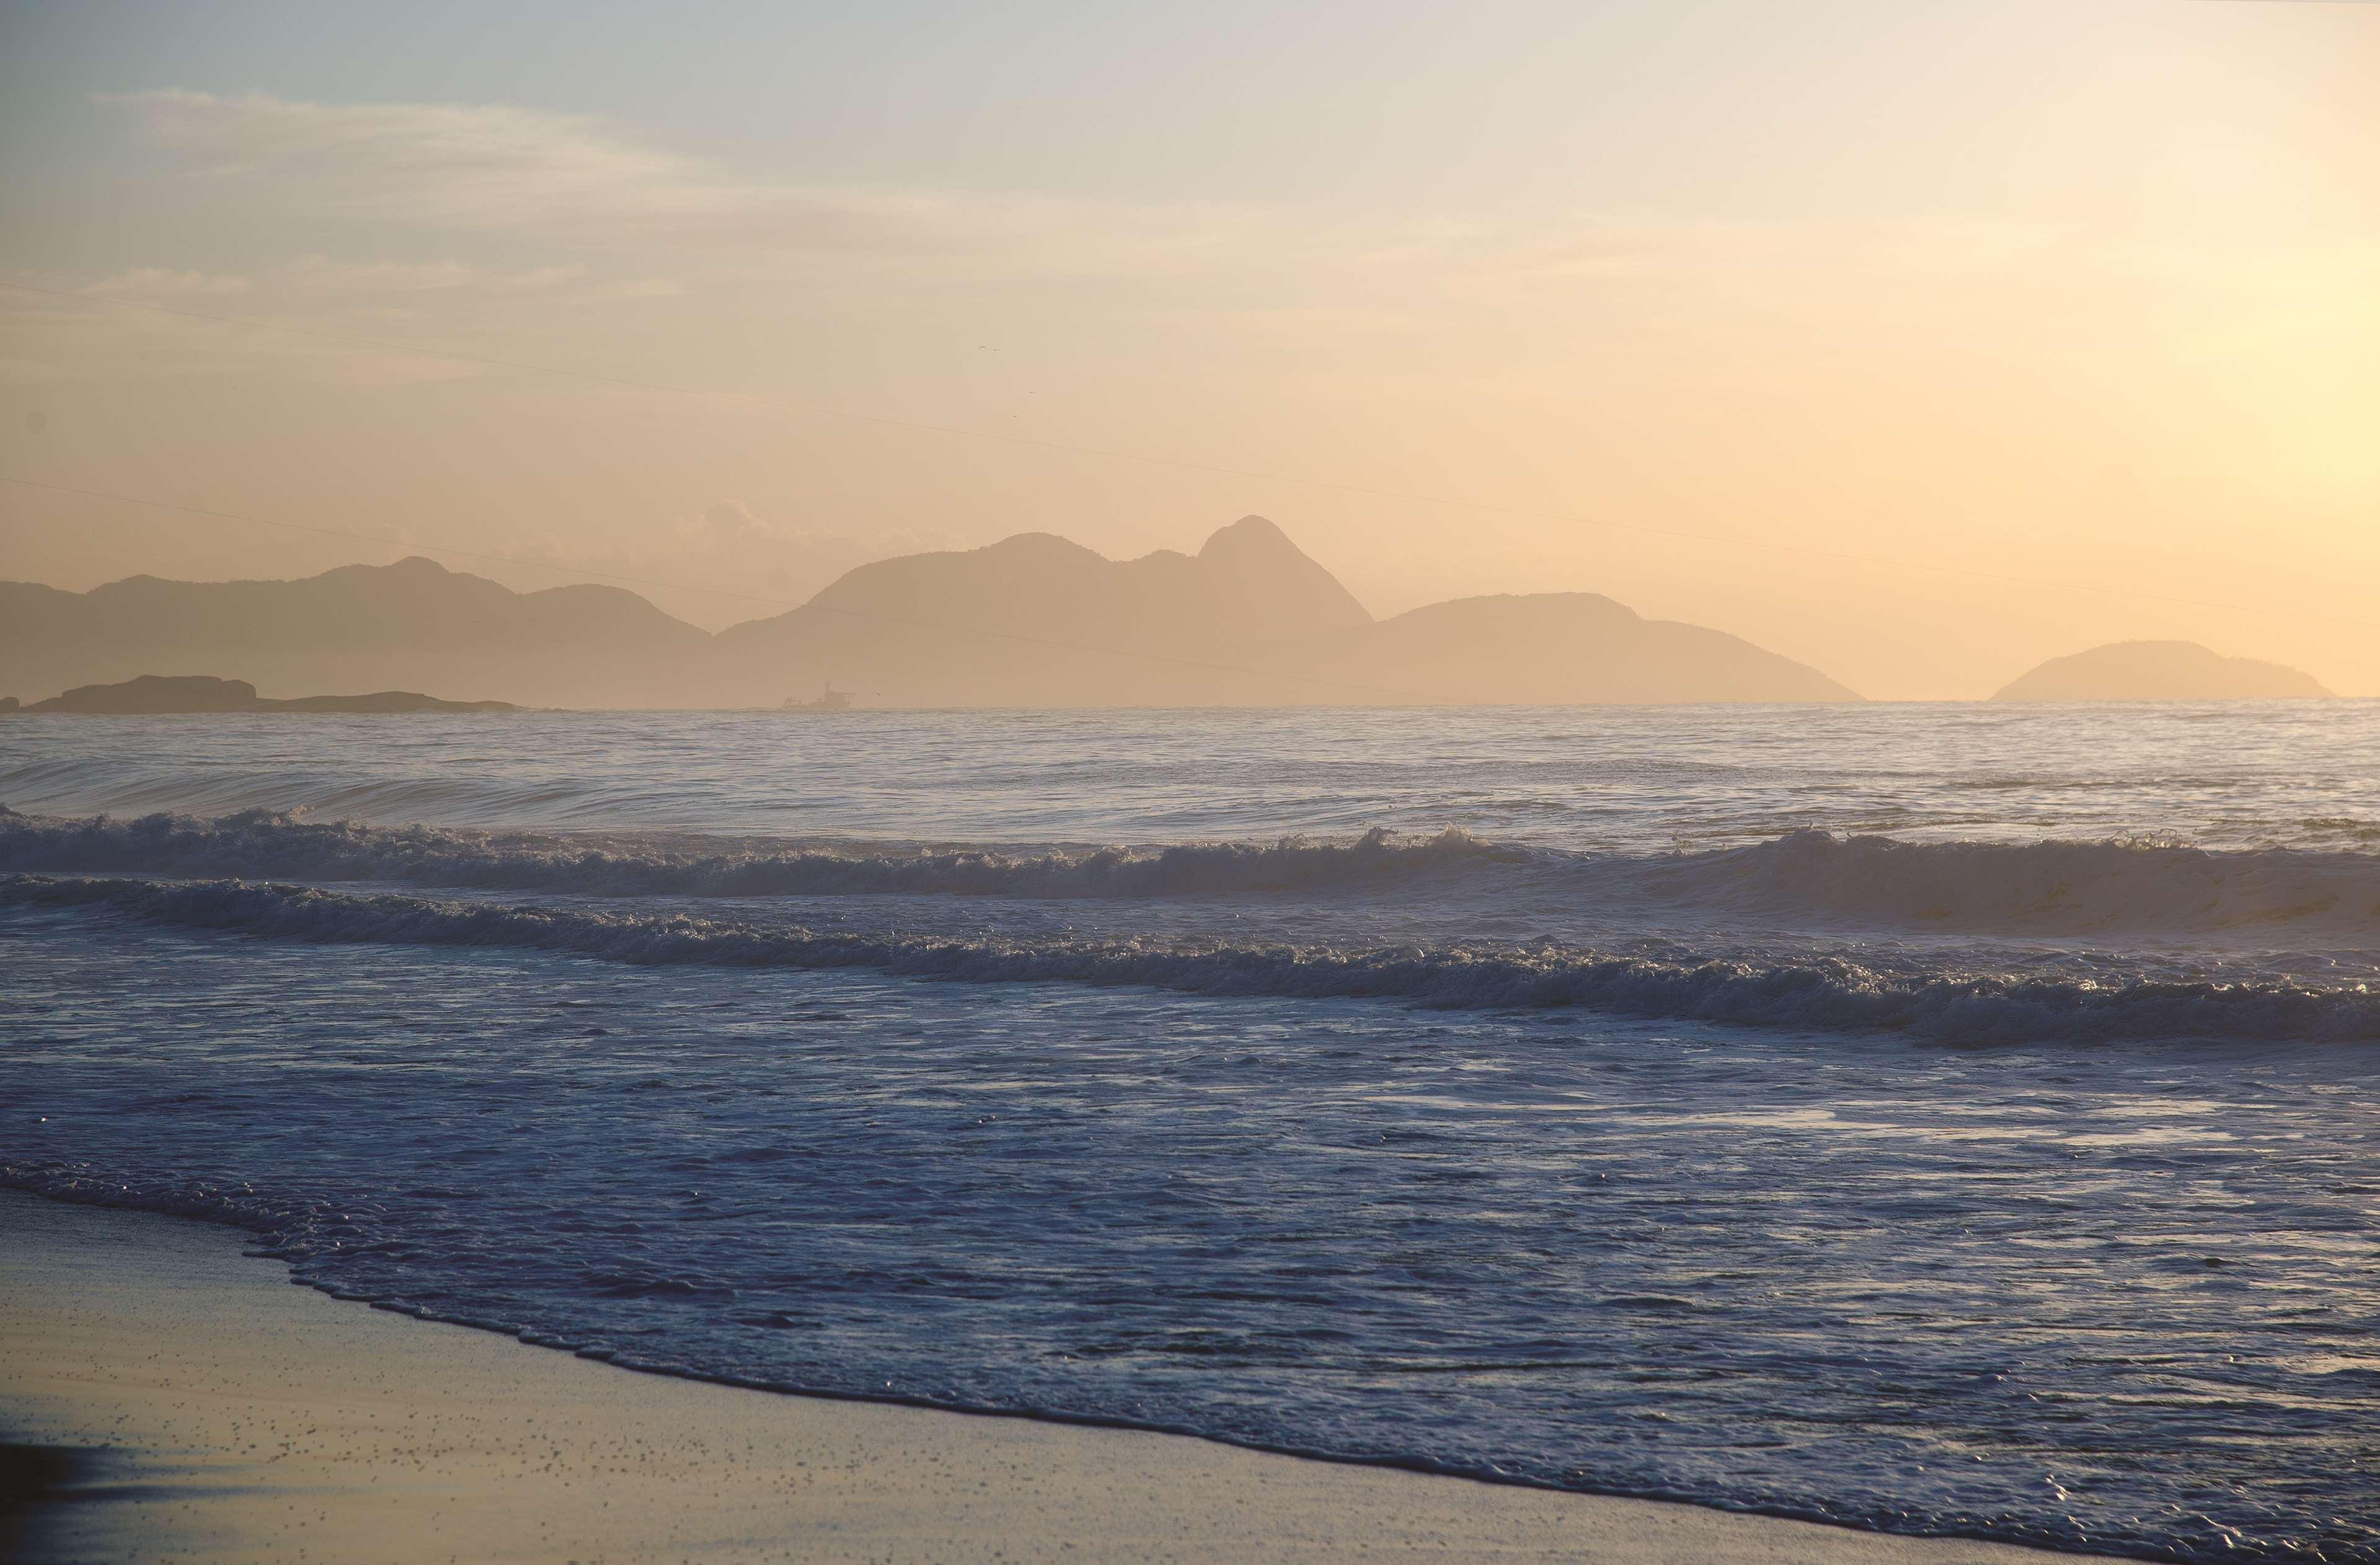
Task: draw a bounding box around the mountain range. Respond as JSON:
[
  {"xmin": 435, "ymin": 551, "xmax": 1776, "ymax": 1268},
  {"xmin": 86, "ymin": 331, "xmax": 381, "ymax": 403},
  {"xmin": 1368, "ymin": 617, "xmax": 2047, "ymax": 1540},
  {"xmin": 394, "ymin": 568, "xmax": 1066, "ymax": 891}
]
[{"xmin": 2, "ymin": 516, "xmax": 1858, "ymax": 707}]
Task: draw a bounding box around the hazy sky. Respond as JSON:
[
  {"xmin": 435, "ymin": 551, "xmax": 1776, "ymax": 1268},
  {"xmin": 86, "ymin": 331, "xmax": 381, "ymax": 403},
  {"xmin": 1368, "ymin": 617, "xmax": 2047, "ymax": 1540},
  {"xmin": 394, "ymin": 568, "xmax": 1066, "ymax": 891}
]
[{"xmin": 2, "ymin": 0, "xmax": 2375, "ymax": 697}]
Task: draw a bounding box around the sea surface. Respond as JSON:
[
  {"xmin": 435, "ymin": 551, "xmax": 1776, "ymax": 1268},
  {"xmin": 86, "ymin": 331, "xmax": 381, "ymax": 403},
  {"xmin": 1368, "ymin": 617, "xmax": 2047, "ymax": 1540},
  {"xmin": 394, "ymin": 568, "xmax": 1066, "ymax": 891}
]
[{"xmin": 3, "ymin": 702, "xmax": 2376, "ymax": 1562}]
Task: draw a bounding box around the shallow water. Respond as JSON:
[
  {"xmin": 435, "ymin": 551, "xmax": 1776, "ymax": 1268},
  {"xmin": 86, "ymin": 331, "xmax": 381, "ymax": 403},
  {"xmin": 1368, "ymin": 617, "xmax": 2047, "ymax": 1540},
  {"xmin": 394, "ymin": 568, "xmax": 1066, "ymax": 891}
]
[{"xmin": 3, "ymin": 703, "xmax": 2376, "ymax": 1561}]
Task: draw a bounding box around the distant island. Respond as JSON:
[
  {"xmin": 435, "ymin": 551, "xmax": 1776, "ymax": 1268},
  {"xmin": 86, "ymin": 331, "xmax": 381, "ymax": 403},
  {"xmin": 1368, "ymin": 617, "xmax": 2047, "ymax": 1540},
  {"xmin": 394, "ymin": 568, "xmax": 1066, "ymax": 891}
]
[
  {"xmin": 1, "ymin": 517, "xmax": 1859, "ymax": 708},
  {"xmin": 6, "ymin": 674, "xmax": 521, "ymax": 715},
  {"xmin": 1992, "ymin": 641, "xmax": 2330, "ymax": 702}
]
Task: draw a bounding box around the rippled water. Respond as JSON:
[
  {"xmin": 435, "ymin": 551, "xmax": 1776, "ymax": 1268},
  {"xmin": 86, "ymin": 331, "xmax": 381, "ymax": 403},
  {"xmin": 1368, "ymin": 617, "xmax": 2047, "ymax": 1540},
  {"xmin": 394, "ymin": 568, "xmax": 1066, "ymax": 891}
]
[
  {"xmin": 4, "ymin": 701, "xmax": 2376, "ymax": 849},
  {"xmin": 4, "ymin": 703, "xmax": 2376, "ymax": 1561}
]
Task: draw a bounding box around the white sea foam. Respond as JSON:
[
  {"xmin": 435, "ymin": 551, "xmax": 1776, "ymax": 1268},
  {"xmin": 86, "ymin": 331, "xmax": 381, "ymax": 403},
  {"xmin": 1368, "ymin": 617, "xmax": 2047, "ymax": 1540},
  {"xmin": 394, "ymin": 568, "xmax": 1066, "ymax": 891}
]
[
  {"xmin": 7, "ymin": 704, "xmax": 2378, "ymax": 1565},
  {"xmin": 0, "ymin": 809, "xmax": 1520, "ymax": 897},
  {"xmin": 7, "ymin": 871, "xmax": 2373, "ymax": 1043}
]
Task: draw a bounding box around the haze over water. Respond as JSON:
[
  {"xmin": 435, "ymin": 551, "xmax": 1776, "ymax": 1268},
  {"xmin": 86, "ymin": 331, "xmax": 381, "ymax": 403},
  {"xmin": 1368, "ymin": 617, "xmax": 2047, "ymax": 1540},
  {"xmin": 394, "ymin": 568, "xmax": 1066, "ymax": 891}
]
[{"xmin": 5, "ymin": 702, "xmax": 2376, "ymax": 1563}]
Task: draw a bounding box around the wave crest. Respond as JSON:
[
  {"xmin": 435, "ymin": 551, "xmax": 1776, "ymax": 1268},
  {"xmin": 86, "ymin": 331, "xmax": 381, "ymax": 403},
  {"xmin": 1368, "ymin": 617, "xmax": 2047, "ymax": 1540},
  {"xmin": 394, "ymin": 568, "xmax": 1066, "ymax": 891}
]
[
  {"xmin": 7, "ymin": 872, "xmax": 2373, "ymax": 1044},
  {"xmin": 1649, "ymin": 829, "xmax": 2380, "ymax": 934},
  {"xmin": 0, "ymin": 809, "xmax": 1519, "ymax": 899},
  {"xmin": 4, "ymin": 809, "xmax": 2377, "ymax": 935}
]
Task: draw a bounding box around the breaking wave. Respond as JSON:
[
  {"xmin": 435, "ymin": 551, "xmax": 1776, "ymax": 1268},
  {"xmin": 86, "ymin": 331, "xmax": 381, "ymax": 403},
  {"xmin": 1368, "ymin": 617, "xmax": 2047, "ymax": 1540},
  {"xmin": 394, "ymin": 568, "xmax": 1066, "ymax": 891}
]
[
  {"xmin": 4, "ymin": 807, "xmax": 2378, "ymax": 936},
  {"xmin": 1634, "ymin": 829, "xmax": 2380, "ymax": 935},
  {"xmin": 7, "ymin": 872, "xmax": 2374, "ymax": 1044},
  {"xmin": 0, "ymin": 808, "xmax": 1520, "ymax": 898}
]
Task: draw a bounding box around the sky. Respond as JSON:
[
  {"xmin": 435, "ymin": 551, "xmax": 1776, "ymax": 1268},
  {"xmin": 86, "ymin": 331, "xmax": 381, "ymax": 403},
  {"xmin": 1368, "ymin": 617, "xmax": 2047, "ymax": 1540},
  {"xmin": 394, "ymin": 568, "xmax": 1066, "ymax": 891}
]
[{"xmin": 1, "ymin": 0, "xmax": 2375, "ymax": 698}]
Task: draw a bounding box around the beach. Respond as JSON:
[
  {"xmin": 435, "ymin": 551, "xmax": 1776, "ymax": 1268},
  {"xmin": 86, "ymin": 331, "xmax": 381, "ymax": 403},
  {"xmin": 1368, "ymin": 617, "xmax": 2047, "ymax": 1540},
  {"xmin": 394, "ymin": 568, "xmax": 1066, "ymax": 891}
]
[{"xmin": 2, "ymin": 1190, "xmax": 2115, "ymax": 1564}]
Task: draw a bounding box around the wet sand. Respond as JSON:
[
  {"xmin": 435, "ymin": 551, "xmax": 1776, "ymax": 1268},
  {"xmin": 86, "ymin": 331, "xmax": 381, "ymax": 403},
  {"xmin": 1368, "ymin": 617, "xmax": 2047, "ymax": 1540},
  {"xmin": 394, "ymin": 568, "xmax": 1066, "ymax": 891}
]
[{"xmin": 1, "ymin": 1191, "xmax": 2112, "ymax": 1564}]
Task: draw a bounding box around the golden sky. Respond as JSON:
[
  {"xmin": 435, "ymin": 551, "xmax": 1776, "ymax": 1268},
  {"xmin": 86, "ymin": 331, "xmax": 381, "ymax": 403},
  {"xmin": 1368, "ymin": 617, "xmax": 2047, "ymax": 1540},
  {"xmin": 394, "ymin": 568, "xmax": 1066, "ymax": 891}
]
[{"xmin": 2, "ymin": 0, "xmax": 2375, "ymax": 697}]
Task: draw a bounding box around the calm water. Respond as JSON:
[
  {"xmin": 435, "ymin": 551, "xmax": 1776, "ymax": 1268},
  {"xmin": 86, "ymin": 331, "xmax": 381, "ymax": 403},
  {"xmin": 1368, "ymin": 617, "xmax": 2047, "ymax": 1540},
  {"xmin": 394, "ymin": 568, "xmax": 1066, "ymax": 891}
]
[{"xmin": 4, "ymin": 703, "xmax": 2376, "ymax": 1561}]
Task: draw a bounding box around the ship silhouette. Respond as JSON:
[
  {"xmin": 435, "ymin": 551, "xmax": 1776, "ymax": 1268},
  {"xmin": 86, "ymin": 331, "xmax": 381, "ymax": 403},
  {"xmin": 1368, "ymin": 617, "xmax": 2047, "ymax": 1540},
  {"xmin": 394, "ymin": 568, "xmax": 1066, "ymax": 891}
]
[{"xmin": 782, "ymin": 682, "xmax": 855, "ymax": 712}]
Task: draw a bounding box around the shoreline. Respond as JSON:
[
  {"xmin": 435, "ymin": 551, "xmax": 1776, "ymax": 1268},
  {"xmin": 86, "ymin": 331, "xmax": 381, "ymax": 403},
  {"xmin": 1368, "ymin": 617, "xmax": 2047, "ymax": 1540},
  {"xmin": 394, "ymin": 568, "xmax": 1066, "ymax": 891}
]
[{"xmin": 2, "ymin": 1189, "xmax": 2122, "ymax": 1564}]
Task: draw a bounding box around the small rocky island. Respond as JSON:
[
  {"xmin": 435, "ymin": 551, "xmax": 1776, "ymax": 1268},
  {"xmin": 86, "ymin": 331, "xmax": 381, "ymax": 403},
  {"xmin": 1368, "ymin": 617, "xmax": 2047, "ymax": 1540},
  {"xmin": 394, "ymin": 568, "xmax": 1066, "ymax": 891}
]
[
  {"xmin": 2, "ymin": 674, "xmax": 521, "ymax": 715},
  {"xmin": 1991, "ymin": 640, "xmax": 2330, "ymax": 701}
]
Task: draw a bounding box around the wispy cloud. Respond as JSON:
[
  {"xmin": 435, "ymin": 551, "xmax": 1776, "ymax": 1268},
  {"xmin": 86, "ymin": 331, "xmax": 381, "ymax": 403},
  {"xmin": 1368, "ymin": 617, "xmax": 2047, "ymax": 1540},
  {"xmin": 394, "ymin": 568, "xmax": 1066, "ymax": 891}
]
[
  {"xmin": 74, "ymin": 255, "xmax": 680, "ymax": 304},
  {"xmin": 108, "ymin": 90, "xmax": 1265, "ymax": 278},
  {"xmin": 84, "ymin": 267, "xmax": 252, "ymax": 298},
  {"xmin": 119, "ymin": 88, "xmax": 2331, "ymax": 309},
  {"xmin": 279, "ymin": 256, "xmax": 586, "ymax": 294},
  {"xmin": 52, "ymin": 87, "xmax": 2377, "ymax": 403}
]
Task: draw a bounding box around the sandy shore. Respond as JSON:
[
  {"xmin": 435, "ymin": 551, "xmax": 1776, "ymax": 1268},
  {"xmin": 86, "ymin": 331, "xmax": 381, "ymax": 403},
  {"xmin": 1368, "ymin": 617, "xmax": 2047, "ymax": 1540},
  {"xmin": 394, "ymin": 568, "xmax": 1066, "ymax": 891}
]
[{"xmin": 2, "ymin": 1191, "xmax": 2112, "ymax": 1564}]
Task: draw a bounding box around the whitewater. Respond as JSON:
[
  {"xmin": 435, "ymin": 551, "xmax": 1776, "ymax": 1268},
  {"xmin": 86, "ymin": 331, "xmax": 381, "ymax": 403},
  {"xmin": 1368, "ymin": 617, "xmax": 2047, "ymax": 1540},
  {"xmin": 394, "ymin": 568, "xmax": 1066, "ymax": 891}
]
[{"xmin": 3, "ymin": 702, "xmax": 2375, "ymax": 1561}]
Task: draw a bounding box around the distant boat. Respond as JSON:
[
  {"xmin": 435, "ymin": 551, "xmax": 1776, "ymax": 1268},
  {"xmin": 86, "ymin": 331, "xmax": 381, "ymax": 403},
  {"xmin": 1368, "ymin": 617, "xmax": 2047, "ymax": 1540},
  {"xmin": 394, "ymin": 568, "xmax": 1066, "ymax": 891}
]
[{"xmin": 782, "ymin": 684, "xmax": 856, "ymax": 712}]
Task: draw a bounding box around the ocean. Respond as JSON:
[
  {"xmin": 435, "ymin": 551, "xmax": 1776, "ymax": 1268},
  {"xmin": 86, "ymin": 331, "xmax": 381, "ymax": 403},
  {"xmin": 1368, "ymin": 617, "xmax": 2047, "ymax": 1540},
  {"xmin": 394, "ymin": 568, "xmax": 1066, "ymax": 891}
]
[{"xmin": 3, "ymin": 702, "xmax": 2374, "ymax": 1561}]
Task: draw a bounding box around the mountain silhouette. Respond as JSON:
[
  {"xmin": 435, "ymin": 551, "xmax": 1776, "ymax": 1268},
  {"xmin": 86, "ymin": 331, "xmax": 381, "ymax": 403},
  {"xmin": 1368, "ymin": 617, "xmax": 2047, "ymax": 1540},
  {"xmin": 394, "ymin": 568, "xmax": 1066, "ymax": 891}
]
[
  {"xmin": 1992, "ymin": 641, "xmax": 2329, "ymax": 702},
  {"xmin": 1268, "ymin": 593, "xmax": 1856, "ymax": 704},
  {"xmin": 710, "ymin": 516, "xmax": 1379, "ymax": 705},
  {"xmin": 1, "ymin": 557, "xmax": 707, "ymax": 708},
  {"xmin": 800, "ymin": 515, "xmax": 1370, "ymax": 646},
  {"xmin": 4, "ymin": 517, "xmax": 1862, "ymax": 707}
]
